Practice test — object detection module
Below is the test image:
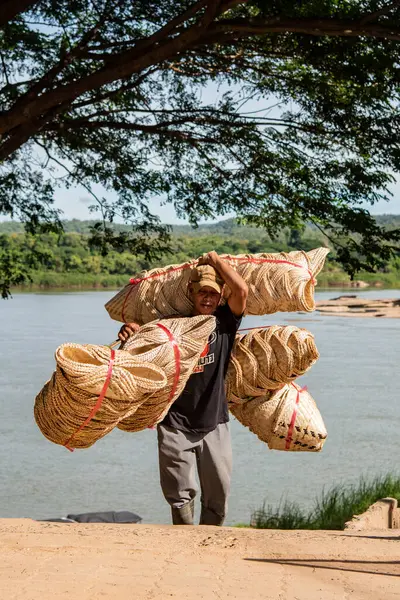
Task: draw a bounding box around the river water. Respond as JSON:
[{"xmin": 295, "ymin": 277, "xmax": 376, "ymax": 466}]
[{"xmin": 0, "ymin": 289, "xmax": 399, "ymax": 525}]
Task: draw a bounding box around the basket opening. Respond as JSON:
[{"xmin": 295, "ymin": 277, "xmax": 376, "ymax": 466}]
[{"xmin": 62, "ymin": 346, "xmax": 102, "ymax": 366}]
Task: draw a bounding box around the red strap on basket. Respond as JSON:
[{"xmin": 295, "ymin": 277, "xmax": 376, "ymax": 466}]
[
  {"xmin": 238, "ymin": 325, "xmax": 271, "ymax": 332},
  {"xmin": 64, "ymin": 349, "xmax": 115, "ymax": 452},
  {"xmin": 285, "ymin": 383, "xmax": 307, "ymax": 450},
  {"xmin": 147, "ymin": 323, "xmax": 181, "ymax": 429},
  {"xmin": 121, "ymin": 256, "xmax": 316, "ymax": 322},
  {"xmin": 129, "ymin": 263, "xmax": 194, "ymax": 286},
  {"xmin": 122, "ymin": 264, "xmax": 194, "ymax": 322}
]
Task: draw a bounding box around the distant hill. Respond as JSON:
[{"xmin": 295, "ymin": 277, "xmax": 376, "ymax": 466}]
[
  {"xmin": 1, "ymin": 215, "xmax": 399, "ymax": 236},
  {"xmin": 0, "ymin": 217, "xmax": 264, "ymax": 237}
]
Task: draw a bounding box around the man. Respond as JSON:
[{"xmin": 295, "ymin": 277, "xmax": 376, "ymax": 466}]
[{"xmin": 118, "ymin": 251, "xmax": 248, "ymax": 526}]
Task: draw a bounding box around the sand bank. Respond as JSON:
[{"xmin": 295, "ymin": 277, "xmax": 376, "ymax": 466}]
[
  {"xmin": 316, "ymin": 295, "xmax": 400, "ymax": 318},
  {"xmin": 0, "ymin": 519, "xmax": 399, "ymax": 599}
]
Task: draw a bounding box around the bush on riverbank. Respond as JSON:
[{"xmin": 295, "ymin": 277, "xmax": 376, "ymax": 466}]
[
  {"xmin": 1, "ymin": 217, "xmax": 400, "ymax": 290},
  {"xmin": 249, "ymin": 474, "xmax": 400, "ymax": 530},
  {"xmin": 25, "ymin": 271, "xmax": 129, "ymax": 290}
]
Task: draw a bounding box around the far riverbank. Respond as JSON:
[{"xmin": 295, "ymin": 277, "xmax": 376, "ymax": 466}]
[
  {"xmin": 9, "ymin": 273, "xmax": 400, "ymax": 294},
  {"xmin": 316, "ymin": 295, "xmax": 400, "ymax": 318}
]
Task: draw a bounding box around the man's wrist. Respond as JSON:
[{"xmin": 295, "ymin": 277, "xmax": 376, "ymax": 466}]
[
  {"xmin": 213, "ymin": 255, "xmax": 222, "ymax": 268},
  {"xmin": 213, "ymin": 256, "xmax": 225, "ymax": 277}
]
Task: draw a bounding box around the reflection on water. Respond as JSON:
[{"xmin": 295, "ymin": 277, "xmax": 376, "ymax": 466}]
[{"xmin": 0, "ymin": 289, "xmax": 399, "ymax": 525}]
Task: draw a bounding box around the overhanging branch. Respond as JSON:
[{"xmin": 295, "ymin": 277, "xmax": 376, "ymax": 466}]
[
  {"xmin": 0, "ymin": 3, "xmax": 215, "ymax": 138},
  {"xmin": 210, "ymin": 16, "xmax": 400, "ymax": 41},
  {"xmin": 44, "ymin": 118, "xmax": 221, "ymax": 144}
]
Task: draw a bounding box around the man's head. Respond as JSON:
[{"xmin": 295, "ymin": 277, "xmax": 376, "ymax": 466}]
[{"xmin": 189, "ymin": 264, "xmax": 224, "ymax": 316}]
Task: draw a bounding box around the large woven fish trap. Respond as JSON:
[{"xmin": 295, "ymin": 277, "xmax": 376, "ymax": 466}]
[
  {"xmin": 34, "ymin": 344, "xmax": 167, "ymax": 450},
  {"xmin": 226, "ymin": 326, "xmax": 319, "ymax": 401},
  {"xmin": 229, "ymin": 383, "xmax": 327, "ymax": 452},
  {"xmin": 117, "ymin": 315, "xmax": 215, "ymax": 433},
  {"xmin": 105, "ymin": 248, "xmax": 329, "ymax": 325}
]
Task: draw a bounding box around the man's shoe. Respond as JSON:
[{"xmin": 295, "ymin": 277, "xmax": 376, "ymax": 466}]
[
  {"xmin": 171, "ymin": 499, "xmax": 195, "ymax": 525},
  {"xmin": 199, "ymin": 504, "xmax": 225, "ymax": 526}
]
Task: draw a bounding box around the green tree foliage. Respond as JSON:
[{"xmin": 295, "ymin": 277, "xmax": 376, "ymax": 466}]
[
  {"xmin": 1, "ymin": 1, "xmax": 400, "ymax": 295},
  {"xmin": 1, "ymin": 217, "xmax": 399, "ymax": 294}
]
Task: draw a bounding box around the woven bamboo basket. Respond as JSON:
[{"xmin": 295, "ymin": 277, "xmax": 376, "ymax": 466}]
[
  {"xmin": 34, "ymin": 345, "xmax": 167, "ymax": 449},
  {"xmin": 105, "ymin": 248, "xmax": 329, "ymax": 324},
  {"xmin": 117, "ymin": 315, "xmax": 215, "ymax": 432},
  {"xmin": 226, "ymin": 326, "xmax": 319, "ymax": 400},
  {"xmin": 34, "ymin": 316, "xmax": 214, "ymax": 448},
  {"xmin": 229, "ymin": 383, "xmax": 327, "ymax": 452}
]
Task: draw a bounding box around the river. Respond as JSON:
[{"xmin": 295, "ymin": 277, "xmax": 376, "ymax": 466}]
[{"xmin": 0, "ymin": 289, "xmax": 399, "ymax": 525}]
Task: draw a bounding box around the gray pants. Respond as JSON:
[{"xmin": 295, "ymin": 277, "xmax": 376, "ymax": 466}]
[{"xmin": 157, "ymin": 422, "xmax": 232, "ymax": 526}]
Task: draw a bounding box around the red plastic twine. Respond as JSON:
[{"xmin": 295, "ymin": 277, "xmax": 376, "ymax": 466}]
[
  {"xmin": 238, "ymin": 325, "xmax": 271, "ymax": 332},
  {"xmin": 64, "ymin": 349, "xmax": 116, "ymax": 452},
  {"xmin": 122, "ymin": 264, "xmax": 195, "ymax": 322},
  {"xmin": 285, "ymin": 383, "xmax": 307, "ymax": 450},
  {"xmin": 147, "ymin": 323, "xmax": 181, "ymax": 429},
  {"xmin": 121, "ymin": 257, "xmax": 316, "ymax": 322}
]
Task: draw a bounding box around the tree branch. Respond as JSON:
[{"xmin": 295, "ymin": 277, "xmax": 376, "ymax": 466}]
[
  {"xmin": 3, "ymin": 4, "xmax": 400, "ymax": 159},
  {"xmin": 71, "ymin": 67, "xmax": 160, "ymax": 110},
  {"xmin": 44, "ymin": 118, "xmax": 221, "ymax": 144},
  {"xmin": 6, "ymin": 9, "xmax": 109, "ymax": 114},
  {"xmin": 0, "ymin": 101, "xmax": 73, "ymax": 161},
  {"xmin": 209, "ymin": 16, "xmax": 400, "ymax": 41},
  {"xmin": 47, "ymin": 113, "xmax": 320, "ymax": 132},
  {"xmin": 0, "ymin": 52, "xmax": 10, "ymax": 87},
  {"xmin": 130, "ymin": 0, "xmax": 209, "ymax": 53},
  {"xmin": 53, "ymin": 108, "xmax": 334, "ymax": 138},
  {"xmin": 0, "ymin": 0, "xmax": 38, "ymax": 27},
  {"xmin": 0, "ymin": 3, "xmax": 215, "ymax": 138},
  {"xmin": 360, "ymin": 1, "xmax": 400, "ymax": 25}
]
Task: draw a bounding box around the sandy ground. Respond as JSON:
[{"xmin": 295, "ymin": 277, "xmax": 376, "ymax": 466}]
[{"xmin": 0, "ymin": 520, "xmax": 399, "ymax": 600}]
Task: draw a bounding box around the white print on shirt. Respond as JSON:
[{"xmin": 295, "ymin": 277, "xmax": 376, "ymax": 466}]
[{"xmin": 192, "ymin": 331, "xmax": 217, "ymax": 373}]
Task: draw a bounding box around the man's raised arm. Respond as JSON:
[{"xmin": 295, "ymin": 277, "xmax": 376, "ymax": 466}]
[{"xmin": 199, "ymin": 252, "xmax": 248, "ymax": 317}]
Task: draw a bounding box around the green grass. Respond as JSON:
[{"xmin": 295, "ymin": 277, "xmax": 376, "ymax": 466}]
[{"xmin": 246, "ymin": 474, "xmax": 400, "ymax": 530}]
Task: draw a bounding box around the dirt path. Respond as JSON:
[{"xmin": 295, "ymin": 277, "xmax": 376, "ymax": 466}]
[{"xmin": 0, "ymin": 520, "xmax": 399, "ymax": 600}]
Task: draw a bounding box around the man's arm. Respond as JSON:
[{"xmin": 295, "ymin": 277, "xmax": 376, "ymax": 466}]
[{"xmin": 199, "ymin": 251, "xmax": 248, "ymax": 317}]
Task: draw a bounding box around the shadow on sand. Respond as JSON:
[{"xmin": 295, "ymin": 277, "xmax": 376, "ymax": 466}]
[{"xmin": 244, "ymin": 558, "xmax": 400, "ymax": 578}]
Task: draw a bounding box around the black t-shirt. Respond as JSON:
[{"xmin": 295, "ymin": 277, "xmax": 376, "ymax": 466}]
[{"xmin": 162, "ymin": 303, "xmax": 242, "ymax": 434}]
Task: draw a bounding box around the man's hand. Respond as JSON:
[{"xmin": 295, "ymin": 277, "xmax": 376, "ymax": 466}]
[
  {"xmin": 198, "ymin": 251, "xmax": 220, "ymax": 269},
  {"xmin": 118, "ymin": 322, "xmax": 140, "ymax": 343}
]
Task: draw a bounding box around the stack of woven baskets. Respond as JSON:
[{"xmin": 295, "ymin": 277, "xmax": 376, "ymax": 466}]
[
  {"xmin": 226, "ymin": 325, "xmax": 327, "ymax": 451},
  {"xmin": 34, "ymin": 248, "xmax": 328, "ymax": 451},
  {"xmin": 105, "ymin": 248, "xmax": 329, "ymax": 324},
  {"xmin": 34, "ymin": 316, "xmax": 216, "ymax": 449}
]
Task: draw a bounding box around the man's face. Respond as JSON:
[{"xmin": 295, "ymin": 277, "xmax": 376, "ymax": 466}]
[{"xmin": 191, "ymin": 285, "xmax": 221, "ymax": 315}]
